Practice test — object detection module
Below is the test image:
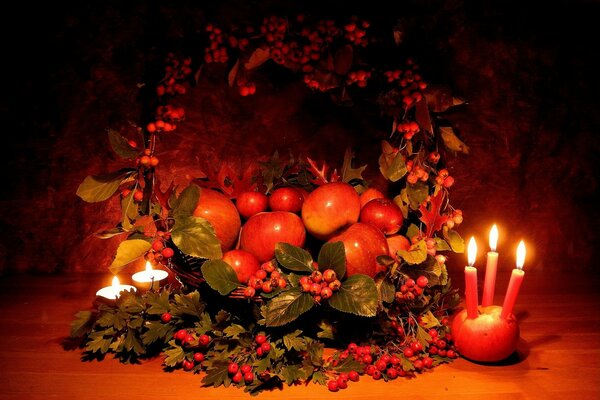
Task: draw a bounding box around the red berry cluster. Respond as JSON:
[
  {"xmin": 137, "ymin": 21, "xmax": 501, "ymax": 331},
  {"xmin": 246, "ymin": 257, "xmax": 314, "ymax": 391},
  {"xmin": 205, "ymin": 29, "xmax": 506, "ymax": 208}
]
[
  {"xmin": 387, "ymin": 60, "xmax": 427, "ymax": 108},
  {"xmin": 156, "ymin": 54, "xmax": 192, "ymax": 97},
  {"xmin": 426, "ymin": 329, "xmax": 458, "ymax": 359},
  {"xmin": 445, "ymin": 208, "xmax": 463, "ymax": 230},
  {"xmin": 326, "ymin": 370, "xmax": 359, "ymax": 392},
  {"xmin": 405, "ymin": 162, "xmax": 430, "ymax": 184},
  {"xmin": 347, "ymin": 70, "xmax": 371, "ymax": 88},
  {"xmin": 343, "ymin": 18, "xmax": 370, "ymax": 47},
  {"xmin": 204, "ymin": 25, "xmax": 229, "ymax": 64},
  {"xmin": 396, "ymin": 120, "xmax": 420, "ymax": 140},
  {"xmin": 435, "ymin": 168, "xmax": 455, "ymax": 189},
  {"xmin": 299, "ymin": 268, "xmax": 341, "ymax": 302},
  {"xmin": 260, "ymin": 15, "xmax": 288, "ymax": 44},
  {"xmin": 244, "ymin": 261, "xmax": 287, "ymax": 298},
  {"xmin": 144, "ymin": 232, "xmax": 174, "ymax": 267},
  {"xmin": 238, "ymin": 82, "xmax": 257, "ymax": 97},
  {"xmin": 137, "ymin": 148, "xmax": 160, "ymax": 168},
  {"xmin": 173, "ymin": 330, "xmax": 211, "ymax": 371},
  {"xmin": 394, "ymin": 276, "xmax": 428, "ymax": 302},
  {"xmin": 254, "ymin": 334, "xmax": 272, "ymax": 357},
  {"xmin": 228, "ymin": 362, "xmax": 254, "ymax": 384}
]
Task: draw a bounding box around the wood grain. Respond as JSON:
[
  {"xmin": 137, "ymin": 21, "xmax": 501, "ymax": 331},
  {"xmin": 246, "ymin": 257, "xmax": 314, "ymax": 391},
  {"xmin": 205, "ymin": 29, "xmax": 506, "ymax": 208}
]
[{"xmin": 0, "ymin": 271, "xmax": 598, "ymax": 400}]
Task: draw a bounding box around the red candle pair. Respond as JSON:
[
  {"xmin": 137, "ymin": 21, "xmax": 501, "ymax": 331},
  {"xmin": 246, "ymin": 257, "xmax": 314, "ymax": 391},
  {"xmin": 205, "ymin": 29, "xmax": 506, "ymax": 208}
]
[{"xmin": 463, "ymin": 226, "xmax": 526, "ymax": 319}]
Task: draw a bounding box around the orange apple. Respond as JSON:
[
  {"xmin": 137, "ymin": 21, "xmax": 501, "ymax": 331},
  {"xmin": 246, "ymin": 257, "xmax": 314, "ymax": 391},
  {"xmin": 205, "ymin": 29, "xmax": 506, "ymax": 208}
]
[
  {"xmin": 359, "ymin": 198, "xmax": 404, "ymax": 235},
  {"xmin": 301, "ymin": 182, "xmax": 361, "ymax": 240},
  {"xmin": 327, "ymin": 223, "xmax": 389, "ymax": 277},
  {"xmin": 222, "ymin": 249, "xmax": 260, "ymax": 284},
  {"xmin": 240, "ymin": 211, "xmax": 306, "ymax": 262},
  {"xmin": 359, "ymin": 187, "xmax": 385, "ymax": 208},
  {"xmin": 193, "ymin": 188, "xmax": 241, "ymax": 252},
  {"xmin": 386, "ymin": 234, "xmax": 410, "ymax": 262}
]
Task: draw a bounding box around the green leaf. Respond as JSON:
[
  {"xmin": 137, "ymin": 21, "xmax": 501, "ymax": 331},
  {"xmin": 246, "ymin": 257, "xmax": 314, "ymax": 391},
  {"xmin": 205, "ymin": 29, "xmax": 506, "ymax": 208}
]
[
  {"xmin": 196, "ymin": 312, "xmax": 213, "ymax": 334},
  {"xmin": 416, "ymin": 325, "xmax": 432, "ymax": 348},
  {"xmin": 283, "ymin": 329, "xmax": 306, "ymax": 351},
  {"xmin": 76, "ymin": 169, "xmax": 135, "ymax": 203},
  {"xmin": 202, "ymin": 362, "xmax": 231, "ymax": 388},
  {"xmin": 108, "ymin": 129, "xmax": 138, "ymax": 159},
  {"xmin": 379, "ymin": 145, "xmax": 407, "ymax": 182},
  {"xmin": 341, "ymin": 148, "xmax": 367, "ymax": 183},
  {"xmin": 70, "ymin": 311, "xmax": 94, "ymax": 337},
  {"xmin": 171, "ymin": 215, "xmax": 222, "ymax": 260},
  {"xmin": 95, "ymin": 227, "xmax": 127, "ymax": 239},
  {"xmin": 223, "ymin": 324, "xmax": 246, "ymax": 339},
  {"xmin": 317, "ymin": 242, "xmax": 346, "ymax": 278},
  {"xmin": 333, "ymin": 357, "xmax": 363, "ymax": 373},
  {"xmin": 275, "ymin": 243, "xmax": 314, "ymax": 273},
  {"xmin": 145, "ymin": 290, "xmax": 171, "ymax": 315},
  {"xmin": 86, "ymin": 329, "xmax": 114, "ymax": 353},
  {"xmin": 420, "ymin": 310, "xmax": 441, "ymax": 329},
  {"xmin": 434, "ymin": 237, "xmax": 451, "ymax": 251},
  {"xmin": 201, "ymin": 260, "xmax": 240, "ymax": 295},
  {"xmin": 244, "ymin": 47, "xmax": 270, "ymax": 69},
  {"xmin": 124, "ymin": 329, "xmax": 145, "ymax": 354},
  {"xmin": 264, "ymin": 288, "xmax": 314, "ymax": 327},
  {"xmin": 393, "ymin": 190, "xmax": 409, "ymax": 219},
  {"xmin": 396, "ymin": 240, "xmax": 427, "ymax": 265},
  {"xmin": 109, "ymin": 239, "xmax": 152, "ymax": 274},
  {"xmin": 445, "ymin": 230, "xmax": 465, "ymax": 253},
  {"xmin": 376, "ymin": 278, "xmax": 395, "ymax": 303},
  {"xmin": 172, "ymin": 291, "xmax": 205, "ymax": 318},
  {"xmin": 163, "ymin": 341, "xmax": 185, "ymax": 367},
  {"xmin": 141, "ymin": 321, "xmax": 173, "ymax": 345},
  {"xmin": 316, "ymin": 320, "xmax": 334, "ymax": 340},
  {"xmin": 172, "ymin": 185, "xmax": 200, "ymax": 218},
  {"xmin": 406, "ymin": 224, "xmax": 421, "ymax": 240},
  {"xmin": 328, "ymin": 274, "xmax": 378, "ymax": 317},
  {"xmin": 406, "ymin": 182, "xmax": 429, "ymax": 210},
  {"xmin": 305, "ymin": 338, "xmax": 324, "ymax": 366},
  {"xmin": 400, "ymin": 356, "xmax": 415, "ymax": 372},
  {"xmin": 440, "ymin": 126, "xmax": 470, "ymax": 154},
  {"xmin": 312, "ymin": 371, "xmax": 328, "ymax": 385},
  {"xmin": 415, "ymin": 95, "xmax": 433, "ymax": 135},
  {"xmin": 121, "ymin": 189, "xmax": 139, "ymax": 223},
  {"xmin": 281, "ymin": 365, "xmax": 303, "ymax": 385}
]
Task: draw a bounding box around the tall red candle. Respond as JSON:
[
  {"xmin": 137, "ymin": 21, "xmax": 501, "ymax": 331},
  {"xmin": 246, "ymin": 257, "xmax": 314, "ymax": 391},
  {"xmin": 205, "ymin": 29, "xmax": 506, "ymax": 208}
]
[
  {"xmin": 501, "ymin": 241, "xmax": 526, "ymax": 319},
  {"xmin": 465, "ymin": 237, "xmax": 479, "ymax": 319},
  {"xmin": 482, "ymin": 224, "xmax": 499, "ymax": 306}
]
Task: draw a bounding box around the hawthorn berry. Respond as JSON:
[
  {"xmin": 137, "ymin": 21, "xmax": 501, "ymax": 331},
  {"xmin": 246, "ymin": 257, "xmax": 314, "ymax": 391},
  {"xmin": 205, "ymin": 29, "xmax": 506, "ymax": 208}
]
[
  {"xmin": 133, "ymin": 191, "xmax": 144, "ymax": 202},
  {"xmin": 244, "ymin": 372, "xmax": 254, "ymax": 383},
  {"xmin": 183, "ymin": 360, "xmax": 194, "ymax": 371},
  {"xmin": 244, "ymin": 286, "xmax": 256, "ymax": 298},
  {"xmin": 174, "ymin": 329, "xmax": 187, "ymax": 341},
  {"xmin": 255, "ymin": 334, "xmax": 267, "ymax": 345},
  {"xmin": 327, "ymin": 380, "xmax": 339, "ymax": 392},
  {"xmin": 232, "ymin": 372, "xmax": 243, "ymax": 383},
  {"xmin": 337, "ymin": 377, "xmax": 348, "ymax": 389},
  {"xmin": 228, "ymin": 363, "xmax": 239, "ymax": 375},
  {"xmin": 447, "ymin": 349, "xmax": 457, "ymax": 359},
  {"xmin": 403, "ymin": 348, "xmax": 414, "ymax": 358},
  {"xmin": 160, "ymin": 312, "xmax": 172, "ymax": 323},
  {"xmin": 348, "ymin": 371, "xmax": 360, "ymax": 382},
  {"xmin": 372, "ymin": 370, "xmax": 382, "ymax": 380},
  {"xmin": 413, "ymin": 359, "xmax": 424, "ymax": 371},
  {"xmin": 260, "ymin": 342, "xmax": 271, "ymax": 353},
  {"xmin": 411, "ymin": 342, "xmax": 423, "ymax": 353},
  {"xmin": 387, "ymin": 367, "xmax": 398, "ymax": 379},
  {"xmin": 375, "ymin": 359, "xmax": 387, "ymax": 371},
  {"xmin": 161, "ymin": 247, "xmax": 174, "ymax": 258},
  {"xmin": 198, "ymin": 334, "xmax": 211, "ymax": 346},
  {"xmin": 152, "ymin": 240, "xmax": 164, "ymax": 252},
  {"xmin": 240, "ymin": 364, "xmax": 252, "ymax": 374},
  {"xmin": 417, "ymin": 275, "xmax": 428, "ymax": 288},
  {"xmin": 193, "ymin": 352, "xmax": 205, "ymax": 362}
]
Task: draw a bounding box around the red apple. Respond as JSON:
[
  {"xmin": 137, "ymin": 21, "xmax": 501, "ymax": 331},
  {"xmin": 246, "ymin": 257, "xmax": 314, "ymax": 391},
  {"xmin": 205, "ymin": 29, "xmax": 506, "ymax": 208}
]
[
  {"xmin": 386, "ymin": 234, "xmax": 410, "ymax": 262},
  {"xmin": 359, "ymin": 187, "xmax": 385, "ymax": 208},
  {"xmin": 302, "ymin": 182, "xmax": 361, "ymax": 240},
  {"xmin": 236, "ymin": 191, "xmax": 268, "ymax": 219},
  {"xmin": 327, "ymin": 223, "xmax": 389, "ymax": 278},
  {"xmin": 269, "ymin": 187, "xmax": 304, "ymax": 213},
  {"xmin": 193, "ymin": 188, "xmax": 241, "ymax": 252},
  {"xmin": 222, "ymin": 249, "xmax": 260, "ymax": 284},
  {"xmin": 240, "ymin": 211, "xmax": 306, "ymax": 262},
  {"xmin": 451, "ymin": 305, "xmax": 520, "ymax": 362},
  {"xmin": 359, "ymin": 198, "xmax": 404, "ymax": 235}
]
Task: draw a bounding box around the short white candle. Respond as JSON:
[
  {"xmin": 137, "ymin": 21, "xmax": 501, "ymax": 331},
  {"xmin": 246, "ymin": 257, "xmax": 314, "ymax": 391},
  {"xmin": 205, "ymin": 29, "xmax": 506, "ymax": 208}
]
[
  {"xmin": 132, "ymin": 262, "xmax": 169, "ymax": 290},
  {"xmin": 96, "ymin": 276, "xmax": 137, "ymax": 300}
]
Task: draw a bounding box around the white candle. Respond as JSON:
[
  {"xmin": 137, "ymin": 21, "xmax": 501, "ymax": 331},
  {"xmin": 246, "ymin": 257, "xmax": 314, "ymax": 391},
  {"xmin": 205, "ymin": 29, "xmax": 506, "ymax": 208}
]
[
  {"xmin": 464, "ymin": 237, "xmax": 479, "ymax": 319},
  {"xmin": 132, "ymin": 262, "xmax": 169, "ymax": 290},
  {"xmin": 482, "ymin": 224, "xmax": 499, "ymax": 306},
  {"xmin": 96, "ymin": 276, "xmax": 137, "ymax": 300}
]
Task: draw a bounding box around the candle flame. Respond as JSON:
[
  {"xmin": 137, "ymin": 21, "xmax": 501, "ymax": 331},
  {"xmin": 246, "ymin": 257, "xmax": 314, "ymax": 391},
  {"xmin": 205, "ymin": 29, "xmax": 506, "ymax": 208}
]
[
  {"xmin": 516, "ymin": 241, "xmax": 526, "ymax": 270},
  {"xmin": 145, "ymin": 261, "xmax": 153, "ymax": 272},
  {"xmin": 489, "ymin": 224, "xmax": 498, "ymax": 252},
  {"xmin": 467, "ymin": 237, "xmax": 477, "ymax": 266},
  {"xmin": 112, "ymin": 276, "xmax": 120, "ymax": 287}
]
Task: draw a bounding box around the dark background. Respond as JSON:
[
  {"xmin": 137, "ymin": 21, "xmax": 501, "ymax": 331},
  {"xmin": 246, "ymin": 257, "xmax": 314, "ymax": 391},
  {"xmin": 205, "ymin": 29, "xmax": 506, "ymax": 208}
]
[{"xmin": 1, "ymin": 0, "xmax": 598, "ymax": 274}]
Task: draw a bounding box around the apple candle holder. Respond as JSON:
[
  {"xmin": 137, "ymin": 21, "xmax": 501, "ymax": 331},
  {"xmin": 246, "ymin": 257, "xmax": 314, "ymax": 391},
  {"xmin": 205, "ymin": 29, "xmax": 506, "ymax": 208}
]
[{"xmin": 451, "ymin": 305, "xmax": 520, "ymax": 363}]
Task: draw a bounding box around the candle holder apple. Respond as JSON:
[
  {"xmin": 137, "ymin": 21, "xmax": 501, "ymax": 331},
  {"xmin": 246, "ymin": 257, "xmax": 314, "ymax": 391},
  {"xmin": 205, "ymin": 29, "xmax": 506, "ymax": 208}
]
[{"xmin": 451, "ymin": 305, "xmax": 520, "ymax": 363}]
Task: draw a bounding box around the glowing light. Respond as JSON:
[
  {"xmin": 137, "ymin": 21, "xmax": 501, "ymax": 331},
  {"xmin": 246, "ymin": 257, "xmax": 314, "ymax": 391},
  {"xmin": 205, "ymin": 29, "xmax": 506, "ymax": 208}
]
[
  {"xmin": 489, "ymin": 225, "xmax": 498, "ymax": 252},
  {"xmin": 516, "ymin": 241, "xmax": 526, "ymax": 270},
  {"xmin": 467, "ymin": 237, "xmax": 477, "ymax": 266}
]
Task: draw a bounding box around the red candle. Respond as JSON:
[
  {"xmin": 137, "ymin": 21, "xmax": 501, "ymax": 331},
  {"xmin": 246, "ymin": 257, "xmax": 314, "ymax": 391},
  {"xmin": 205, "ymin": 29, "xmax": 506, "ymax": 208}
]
[
  {"xmin": 501, "ymin": 241, "xmax": 526, "ymax": 319},
  {"xmin": 482, "ymin": 224, "xmax": 499, "ymax": 306},
  {"xmin": 465, "ymin": 237, "xmax": 478, "ymax": 319}
]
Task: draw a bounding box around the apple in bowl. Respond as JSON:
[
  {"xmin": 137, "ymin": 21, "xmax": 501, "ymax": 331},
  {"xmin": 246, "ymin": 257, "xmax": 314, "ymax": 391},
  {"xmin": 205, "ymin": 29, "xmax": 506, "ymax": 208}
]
[
  {"xmin": 327, "ymin": 223, "xmax": 389, "ymax": 277},
  {"xmin": 302, "ymin": 182, "xmax": 361, "ymax": 240},
  {"xmin": 240, "ymin": 211, "xmax": 306, "ymax": 262},
  {"xmin": 193, "ymin": 188, "xmax": 241, "ymax": 252}
]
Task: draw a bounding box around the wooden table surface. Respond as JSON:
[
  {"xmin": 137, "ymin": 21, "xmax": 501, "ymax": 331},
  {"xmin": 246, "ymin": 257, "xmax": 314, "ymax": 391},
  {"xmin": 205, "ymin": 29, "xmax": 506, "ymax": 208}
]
[{"xmin": 0, "ymin": 270, "xmax": 598, "ymax": 400}]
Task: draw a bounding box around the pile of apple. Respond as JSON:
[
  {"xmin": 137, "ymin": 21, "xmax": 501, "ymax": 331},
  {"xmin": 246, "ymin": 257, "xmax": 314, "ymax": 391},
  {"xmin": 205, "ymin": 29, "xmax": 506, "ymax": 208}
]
[{"xmin": 192, "ymin": 181, "xmax": 412, "ymax": 287}]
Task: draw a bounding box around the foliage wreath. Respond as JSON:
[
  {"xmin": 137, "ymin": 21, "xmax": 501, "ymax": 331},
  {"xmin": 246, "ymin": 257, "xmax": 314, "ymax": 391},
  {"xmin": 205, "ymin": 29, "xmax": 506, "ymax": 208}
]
[{"xmin": 70, "ymin": 14, "xmax": 468, "ymax": 394}]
